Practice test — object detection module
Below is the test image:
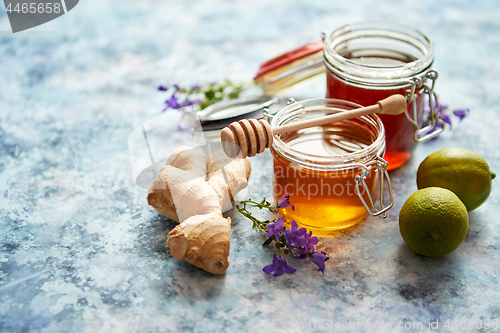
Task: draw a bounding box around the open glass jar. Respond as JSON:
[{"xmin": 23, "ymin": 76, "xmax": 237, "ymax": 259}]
[
  {"xmin": 323, "ymin": 20, "xmax": 444, "ymax": 170},
  {"xmin": 269, "ymin": 98, "xmax": 393, "ymax": 234}
]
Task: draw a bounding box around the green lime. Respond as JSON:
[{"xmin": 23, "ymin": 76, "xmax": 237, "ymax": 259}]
[
  {"xmin": 399, "ymin": 187, "xmax": 469, "ymax": 257},
  {"xmin": 417, "ymin": 148, "xmax": 496, "ymax": 211}
]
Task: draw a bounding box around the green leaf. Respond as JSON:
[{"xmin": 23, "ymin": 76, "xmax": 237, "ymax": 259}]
[{"xmin": 205, "ymin": 90, "xmax": 215, "ymax": 100}]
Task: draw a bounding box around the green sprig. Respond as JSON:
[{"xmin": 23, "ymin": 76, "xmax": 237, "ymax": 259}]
[
  {"xmin": 236, "ymin": 198, "xmax": 289, "ymax": 255},
  {"xmin": 176, "ymin": 79, "xmax": 251, "ymax": 111}
]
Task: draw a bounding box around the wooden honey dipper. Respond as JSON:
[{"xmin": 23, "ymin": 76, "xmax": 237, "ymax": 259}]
[{"xmin": 220, "ymin": 94, "xmax": 407, "ymax": 158}]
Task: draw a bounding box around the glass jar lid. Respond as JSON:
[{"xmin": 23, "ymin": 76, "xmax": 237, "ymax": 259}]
[
  {"xmin": 254, "ymin": 40, "xmax": 325, "ymax": 96},
  {"xmin": 323, "ymin": 20, "xmax": 435, "ymax": 87},
  {"xmin": 197, "ymin": 95, "xmax": 288, "ymax": 132}
]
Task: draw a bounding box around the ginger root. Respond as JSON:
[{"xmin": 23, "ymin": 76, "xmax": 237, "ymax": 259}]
[{"xmin": 147, "ymin": 146, "xmax": 251, "ymax": 274}]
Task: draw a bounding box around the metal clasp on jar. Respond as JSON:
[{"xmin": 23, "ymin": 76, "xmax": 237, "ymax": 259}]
[
  {"xmin": 354, "ymin": 156, "xmax": 394, "ymax": 218},
  {"xmin": 405, "ymin": 70, "xmax": 446, "ymax": 143},
  {"xmin": 263, "ymin": 98, "xmax": 298, "ymax": 123}
]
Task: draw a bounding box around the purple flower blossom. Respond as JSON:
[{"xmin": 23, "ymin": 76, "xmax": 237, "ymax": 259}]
[
  {"xmin": 289, "ymin": 231, "xmax": 318, "ymax": 258},
  {"xmin": 265, "ymin": 217, "xmax": 285, "ymax": 240},
  {"xmin": 157, "ymin": 85, "xmax": 168, "ymax": 91},
  {"xmin": 440, "ymin": 113, "xmax": 452, "ymax": 129},
  {"xmin": 424, "ymin": 100, "xmax": 446, "ymax": 116},
  {"xmin": 277, "ymin": 192, "xmax": 295, "ymax": 211},
  {"xmin": 302, "ymin": 232, "xmax": 318, "ymax": 255},
  {"xmin": 427, "ymin": 123, "xmax": 444, "ymax": 141},
  {"xmin": 423, "ymin": 96, "xmax": 470, "ymax": 132},
  {"xmin": 453, "ymin": 108, "xmax": 470, "ymax": 121},
  {"xmin": 164, "ymin": 93, "xmax": 182, "ymax": 110},
  {"xmin": 311, "ymin": 252, "xmax": 328, "ymax": 274},
  {"xmin": 192, "ymin": 84, "xmax": 201, "ymax": 91},
  {"xmin": 263, "ymin": 255, "xmax": 296, "ymax": 276},
  {"xmin": 422, "ymin": 97, "xmax": 451, "ymax": 140},
  {"xmin": 163, "ymin": 93, "xmax": 199, "ymax": 111},
  {"xmin": 284, "ymin": 220, "xmax": 307, "ymax": 249}
]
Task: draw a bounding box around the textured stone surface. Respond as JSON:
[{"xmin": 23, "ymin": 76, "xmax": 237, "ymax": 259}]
[{"xmin": 1, "ymin": 0, "xmax": 500, "ymax": 332}]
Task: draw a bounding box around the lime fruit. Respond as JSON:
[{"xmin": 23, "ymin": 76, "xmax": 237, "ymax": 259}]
[
  {"xmin": 417, "ymin": 148, "xmax": 496, "ymax": 211},
  {"xmin": 399, "ymin": 187, "xmax": 469, "ymax": 257}
]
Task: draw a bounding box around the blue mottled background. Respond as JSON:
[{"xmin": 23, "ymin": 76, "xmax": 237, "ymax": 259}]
[{"xmin": 1, "ymin": 1, "xmax": 500, "ymax": 332}]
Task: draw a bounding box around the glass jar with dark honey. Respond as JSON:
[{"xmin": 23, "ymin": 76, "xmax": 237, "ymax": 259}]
[{"xmin": 324, "ymin": 20, "xmax": 444, "ymax": 170}]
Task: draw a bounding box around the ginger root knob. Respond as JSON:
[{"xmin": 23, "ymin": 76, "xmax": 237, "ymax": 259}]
[
  {"xmin": 167, "ymin": 214, "xmax": 230, "ymax": 274},
  {"xmin": 147, "ymin": 146, "xmax": 250, "ymax": 274}
]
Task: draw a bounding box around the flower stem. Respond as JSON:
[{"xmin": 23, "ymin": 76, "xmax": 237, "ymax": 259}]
[{"xmin": 236, "ymin": 201, "xmax": 269, "ymax": 233}]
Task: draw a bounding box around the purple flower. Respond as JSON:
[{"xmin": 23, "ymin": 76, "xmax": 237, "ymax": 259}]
[
  {"xmin": 302, "ymin": 232, "xmax": 318, "ymax": 255},
  {"xmin": 265, "ymin": 217, "xmax": 285, "ymax": 240},
  {"xmin": 427, "ymin": 124, "xmax": 444, "ymax": 141},
  {"xmin": 424, "ymin": 100, "xmax": 446, "ymax": 116},
  {"xmin": 157, "ymin": 85, "xmax": 168, "ymax": 91},
  {"xmin": 440, "ymin": 113, "xmax": 452, "ymax": 129},
  {"xmin": 263, "ymin": 255, "xmax": 296, "ymax": 276},
  {"xmin": 426, "ymin": 110, "xmax": 452, "ymax": 140},
  {"xmin": 192, "ymin": 84, "xmax": 202, "ymax": 91},
  {"xmin": 289, "ymin": 231, "xmax": 318, "ymax": 258},
  {"xmin": 164, "ymin": 93, "xmax": 182, "ymax": 110},
  {"xmin": 284, "ymin": 220, "xmax": 307, "ymax": 249},
  {"xmin": 277, "ymin": 192, "xmax": 295, "ymax": 211},
  {"xmin": 422, "ymin": 97, "xmax": 452, "ymax": 140},
  {"xmin": 311, "ymin": 252, "xmax": 328, "ymax": 274},
  {"xmin": 453, "ymin": 108, "xmax": 470, "ymax": 121}
]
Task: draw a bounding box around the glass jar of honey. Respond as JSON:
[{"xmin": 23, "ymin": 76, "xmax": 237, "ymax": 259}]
[
  {"xmin": 324, "ymin": 20, "xmax": 444, "ymax": 170},
  {"xmin": 269, "ymin": 98, "xmax": 394, "ymax": 234}
]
